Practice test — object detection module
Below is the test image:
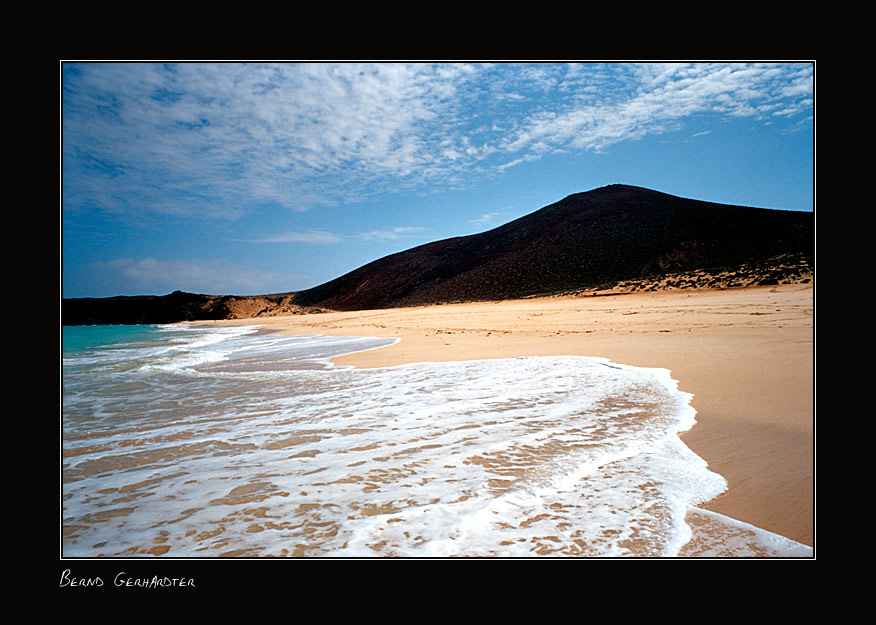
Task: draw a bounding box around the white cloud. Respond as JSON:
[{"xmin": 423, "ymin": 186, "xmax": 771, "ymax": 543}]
[
  {"xmin": 249, "ymin": 226, "xmax": 425, "ymax": 244},
  {"xmin": 471, "ymin": 212, "xmax": 500, "ymax": 225},
  {"xmin": 355, "ymin": 226, "xmax": 426, "ymax": 241},
  {"xmin": 63, "ymin": 62, "xmax": 813, "ymax": 222},
  {"xmin": 499, "ymin": 62, "xmax": 813, "ymax": 155},
  {"xmin": 103, "ymin": 257, "xmax": 287, "ymax": 295},
  {"xmin": 251, "ymin": 230, "xmax": 344, "ymax": 244},
  {"xmin": 63, "ymin": 62, "xmax": 477, "ymax": 218}
]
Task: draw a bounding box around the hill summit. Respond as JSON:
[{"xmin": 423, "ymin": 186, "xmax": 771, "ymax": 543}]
[{"xmin": 62, "ymin": 184, "xmax": 814, "ymax": 324}]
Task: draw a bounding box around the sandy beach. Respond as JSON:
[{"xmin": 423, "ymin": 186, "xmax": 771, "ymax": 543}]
[{"xmin": 216, "ymin": 283, "xmax": 814, "ymax": 549}]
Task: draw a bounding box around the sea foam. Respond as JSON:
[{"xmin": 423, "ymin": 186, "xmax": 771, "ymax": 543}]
[{"xmin": 61, "ymin": 325, "xmax": 809, "ymax": 558}]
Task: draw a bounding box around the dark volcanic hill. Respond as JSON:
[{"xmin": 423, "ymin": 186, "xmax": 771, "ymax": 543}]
[
  {"xmin": 62, "ymin": 184, "xmax": 814, "ymax": 325},
  {"xmin": 292, "ymin": 184, "xmax": 813, "ymax": 311}
]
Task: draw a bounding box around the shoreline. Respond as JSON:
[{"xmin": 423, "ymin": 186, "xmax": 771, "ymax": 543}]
[{"xmin": 209, "ymin": 283, "xmax": 814, "ymax": 548}]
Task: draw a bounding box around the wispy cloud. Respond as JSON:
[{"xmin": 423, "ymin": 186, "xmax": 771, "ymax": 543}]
[
  {"xmin": 102, "ymin": 257, "xmax": 289, "ymax": 295},
  {"xmin": 355, "ymin": 226, "xmax": 426, "ymax": 241},
  {"xmin": 63, "ymin": 62, "xmax": 813, "ymax": 221},
  {"xmin": 496, "ymin": 63, "xmax": 813, "ymax": 155},
  {"xmin": 249, "ymin": 226, "xmax": 426, "ymax": 244},
  {"xmin": 471, "ymin": 212, "xmax": 501, "ymax": 225},
  {"xmin": 250, "ymin": 230, "xmax": 345, "ymax": 244}
]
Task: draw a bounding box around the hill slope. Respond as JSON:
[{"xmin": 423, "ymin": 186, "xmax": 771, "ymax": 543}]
[
  {"xmin": 62, "ymin": 184, "xmax": 814, "ymax": 325},
  {"xmin": 292, "ymin": 184, "xmax": 813, "ymax": 311}
]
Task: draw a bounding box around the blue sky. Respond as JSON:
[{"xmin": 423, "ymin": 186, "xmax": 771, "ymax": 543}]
[{"xmin": 61, "ymin": 62, "xmax": 814, "ymax": 298}]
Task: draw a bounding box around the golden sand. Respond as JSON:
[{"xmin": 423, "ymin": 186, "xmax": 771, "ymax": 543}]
[{"xmin": 212, "ymin": 283, "xmax": 814, "ymax": 547}]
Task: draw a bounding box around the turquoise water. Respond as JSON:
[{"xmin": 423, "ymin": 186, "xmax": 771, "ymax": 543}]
[
  {"xmin": 63, "ymin": 324, "xmax": 164, "ymax": 352},
  {"xmin": 61, "ymin": 324, "xmax": 812, "ymax": 558}
]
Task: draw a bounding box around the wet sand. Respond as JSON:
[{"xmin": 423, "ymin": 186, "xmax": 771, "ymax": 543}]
[{"xmin": 216, "ymin": 283, "xmax": 814, "ymax": 547}]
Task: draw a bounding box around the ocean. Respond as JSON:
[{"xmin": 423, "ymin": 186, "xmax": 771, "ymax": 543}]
[{"xmin": 61, "ymin": 323, "xmax": 812, "ymax": 558}]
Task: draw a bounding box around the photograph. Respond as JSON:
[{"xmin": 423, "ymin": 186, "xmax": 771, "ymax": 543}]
[{"xmin": 60, "ymin": 61, "xmax": 815, "ymax": 579}]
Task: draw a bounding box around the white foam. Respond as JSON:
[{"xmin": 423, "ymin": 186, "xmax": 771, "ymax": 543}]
[
  {"xmin": 62, "ymin": 330, "xmax": 797, "ymax": 558},
  {"xmin": 682, "ymin": 507, "xmax": 813, "ymax": 557}
]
